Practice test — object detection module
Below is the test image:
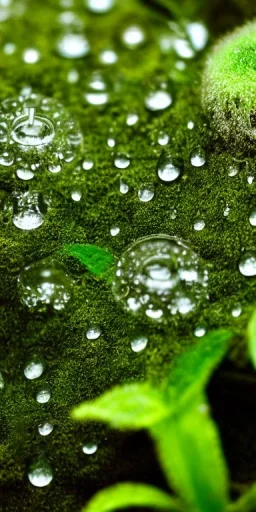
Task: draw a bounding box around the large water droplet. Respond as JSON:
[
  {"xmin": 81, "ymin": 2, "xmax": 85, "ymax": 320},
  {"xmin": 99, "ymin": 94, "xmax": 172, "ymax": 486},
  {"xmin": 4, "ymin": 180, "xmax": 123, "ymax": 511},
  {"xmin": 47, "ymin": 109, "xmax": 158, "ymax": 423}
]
[
  {"xmin": 194, "ymin": 220, "xmax": 205, "ymax": 231},
  {"xmin": 138, "ymin": 184, "xmax": 154, "ymax": 202},
  {"xmin": 86, "ymin": 326, "xmax": 101, "ymax": 340},
  {"xmin": 131, "ymin": 336, "xmax": 148, "ymax": 352},
  {"xmin": 157, "ymin": 151, "xmax": 182, "ymax": 183},
  {"xmin": 190, "ymin": 146, "xmax": 206, "ymax": 167},
  {"xmin": 38, "ymin": 422, "xmax": 54, "ymax": 436},
  {"xmin": 186, "ymin": 22, "xmax": 208, "ymax": 52},
  {"xmin": 16, "ymin": 168, "xmax": 34, "ymax": 180},
  {"xmin": 28, "ymin": 459, "xmax": 53, "ymax": 487},
  {"xmin": 112, "ymin": 235, "xmax": 208, "ymax": 320},
  {"xmin": 24, "ymin": 360, "xmax": 44, "ymax": 380},
  {"xmin": 56, "ymin": 33, "xmax": 90, "ymax": 58},
  {"xmin": 239, "ymin": 251, "xmax": 256, "ymax": 277},
  {"xmin": 36, "ymin": 388, "xmax": 51, "ymax": 404},
  {"xmin": 145, "ymin": 86, "xmax": 172, "ymax": 112},
  {"xmin": 18, "ymin": 260, "xmax": 73, "ymax": 311},
  {"xmin": 12, "ymin": 191, "xmax": 48, "ymax": 230},
  {"xmin": 82, "ymin": 443, "xmax": 98, "ymax": 454},
  {"xmin": 114, "ymin": 154, "xmax": 130, "ymax": 169}
]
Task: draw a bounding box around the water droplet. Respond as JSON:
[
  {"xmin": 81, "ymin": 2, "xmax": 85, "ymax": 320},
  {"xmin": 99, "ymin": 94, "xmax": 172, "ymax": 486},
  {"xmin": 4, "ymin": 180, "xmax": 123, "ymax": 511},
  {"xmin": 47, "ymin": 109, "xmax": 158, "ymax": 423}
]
[
  {"xmin": 3, "ymin": 42, "xmax": 16, "ymax": 55},
  {"xmin": 16, "ymin": 168, "xmax": 34, "ymax": 180},
  {"xmin": 12, "ymin": 191, "xmax": 48, "ymax": 230},
  {"xmin": 99, "ymin": 49, "xmax": 118, "ymax": 64},
  {"xmin": 145, "ymin": 87, "xmax": 172, "ymax": 112},
  {"xmin": 187, "ymin": 121, "xmax": 194, "ymax": 130},
  {"xmin": 18, "ymin": 259, "xmax": 73, "ymax": 310},
  {"xmin": 107, "ymin": 137, "xmax": 115, "ymax": 147},
  {"xmin": 138, "ymin": 184, "xmax": 154, "ymax": 202},
  {"xmin": 112, "ymin": 235, "xmax": 208, "ymax": 320},
  {"xmin": 82, "ymin": 443, "xmax": 98, "ymax": 454},
  {"xmin": 110, "ymin": 225, "xmax": 120, "ymax": 236},
  {"xmin": 56, "ymin": 33, "xmax": 90, "ymax": 58},
  {"xmin": 120, "ymin": 180, "xmax": 129, "ymax": 194},
  {"xmin": 126, "ymin": 113, "xmax": 139, "ymax": 126},
  {"xmin": 157, "ymin": 151, "xmax": 182, "ymax": 183},
  {"xmin": 84, "ymin": 71, "xmax": 110, "ymax": 106},
  {"xmin": 114, "ymin": 154, "xmax": 130, "ymax": 169},
  {"xmin": 175, "ymin": 60, "xmax": 186, "ymax": 71},
  {"xmin": 194, "ymin": 220, "xmax": 205, "ymax": 231},
  {"xmin": 85, "ymin": 0, "xmax": 115, "ymax": 13},
  {"xmin": 248, "ymin": 176, "xmax": 254, "ymax": 185},
  {"xmin": 71, "ymin": 189, "xmax": 82, "ymax": 201},
  {"xmin": 186, "ymin": 22, "xmax": 208, "ymax": 52},
  {"xmin": 232, "ymin": 305, "xmax": 242, "ymax": 317},
  {"xmin": 86, "ymin": 326, "xmax": 101, "ymax": 340},
  {"xmin": 224, "ymin": 205, "xmax": 230, "ymax": 217},
  {"xmin": 67, "ymin": 68, "xmax": 79, "ymax": 83},
  {"xmin": 38, "ymin": 422, "xmax": 54, "ymax": 436},
  {"xmin": 228, "ymin": 165, "xmax": 239, "ymax": 177},
  {"xmin": 131, "ymin": 336, "xmax": 148, "ymax": 352},
  {"xmin": 174, "ymin": 38, "xmax": 195, "ymax": 59},
  {"xmin": 239, "ymin": 251, "xmax": 256, "ymax": 277},
  {"xmin": 250, "ymin": 210, "xmax": 256, "ymax": 226},
  {"xmin": 24, "ymin": 361, "xmax": 44, "ymax": 380},
  {"xmin": 121, "ymin": 25, "xmax": 146, "ymax": 49},
  {"xmin": 82, "ymin": 159, "xmax": 94, "ymax": 170},
  {"xmin": 28, "ymin": 459, "xmax": 53, "ymax": 487},
  {"xmin": 48, "ymin": 163, "xmax": 62, "ymax": 174},
  {"xmin": 158, "ymin": 132, "xmax": 170, "ymax": 146},
  {"xmin": 0, "ymin": 371, "xmax": 4, "ymax": 390},
  {"xmin": 23, "ymin": 48, "xmax": 40, "ymax": 64},
  {"xmin": 0, "ymin": 151, "xmax": 14, "ymax": 166},
  {"xmin": 194, "ymin": 325, "xmax": 206, "ymax": 337},
  {"xmin": 190, "ymin": 146, "xmax": 206, "ymax": 167},
  {"xmin": 36, "ymin": 388, "xmax": 51, "ymax": 404}
]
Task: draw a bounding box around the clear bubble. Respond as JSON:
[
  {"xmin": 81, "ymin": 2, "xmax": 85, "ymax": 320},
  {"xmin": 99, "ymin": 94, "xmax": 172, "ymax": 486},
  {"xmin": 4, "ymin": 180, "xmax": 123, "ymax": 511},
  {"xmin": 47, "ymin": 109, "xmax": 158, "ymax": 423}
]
[
  {"xmin": 145, "ymin": 87, "xmax": 172, "ymax": 112},
  {"xmin": 121, "ymin": 25, "xmax": 146, "ymax": 49},
  {"xmin": 131, "ymin": 336, "xmax": 148, "ymax": 352},
  {"xmin": 114, "ymin": 154, "xmax": 130, "ymax": 169},
  {"xmin": 120, "ymin": 180, "xmax": 129, "ymax": 194},
  {"xmin": 12, "ymin": 191, "xmax": 48, "ymax": 230},
  {"xmin": 110, "ymin": 226, "xmax": 120, "ymax": 236},
  {"xmin": 190, "ymin": 146, "xmax": 206, "ymax": 167},
  {"xmin": 112, "ymin": 235, "xmax": 208, "ymax": 320},
  {"xmin": 23, "ymin": 48, "xmax": 40, "ymax": 64},
  {"xmin": 194, "ymin": 325, "xmax": 206, "ymax": 337},
  {"xmin": 186, "ymin": 22, "xmax": 208, "ymax": 52},
  {"xmin": 84, "ymin": 71, "xmax": 110, "ymax": 106},
  {"xmin": 138, "ymin": 184, "xmax": 154, "ymax": 202},
  {"xmin": 85, "ymin": 0, "xmax": 115, "ymax": 13},
  {"xmin": 36, "ymin": 388, "xmax": 51, "ymax": 404},
  {"xmin": 28, "ymin": 459, "xmax": 53, "ymax": 487},
  {"xmin": 99, "ymin": 49, "xmax": 118, "ymax": 64},
  {"xmin": 82, "ymin": 159, "xmax": 94, "ymax": 170},
  {"xmin": 157, "ymin": 151, "xmax": 182, "ymax": 183},
  {"xmin": 126, "ymin": 113, "xmax": 139, "ymax": 126},
  {"xmin": 232, "ymin": 305, "xmax": 242, "ymax": 317},
  {"xmin": 24, "ymin": 361, "xmax": 44, "ymax": 380},
  {"xmin": 0, "ymin": 370, "xmax": 4, "ymax": 390},
  {"xmin": 194, "ymin": 220, "xmax": 205, "ymax": 231},
  {"xmin": 38, "ymin": 422, "xmax": 54, "ymax": 436},
  {"xmin": 86, "ymin": 326, "xmax": 101, "ymax": 340},
  {"xmin": 18, "ymin": 259, "xmax": 73, "ymax": 311},
  {"xmin": 56, "ymin": 33, "xmax": 90, "ymax": 58},
  {"xmin": 239, "ymin": 251, "xmax": 256, "ymax": 277},
  {"xmin": 249, "ymin": 210, "xmax": 256, "ymax": 226},
  {"xmin": 82, "ymin": 443, "xmax": 98, "ymax": 454}
]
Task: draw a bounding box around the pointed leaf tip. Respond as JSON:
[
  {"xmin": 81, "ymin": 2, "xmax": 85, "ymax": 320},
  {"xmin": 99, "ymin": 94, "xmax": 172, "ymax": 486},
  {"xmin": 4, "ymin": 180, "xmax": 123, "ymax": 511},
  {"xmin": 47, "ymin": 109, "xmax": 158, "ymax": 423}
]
[{"xmin": 63, "ymin": 244, "xmax": 115, "ymax": 277}]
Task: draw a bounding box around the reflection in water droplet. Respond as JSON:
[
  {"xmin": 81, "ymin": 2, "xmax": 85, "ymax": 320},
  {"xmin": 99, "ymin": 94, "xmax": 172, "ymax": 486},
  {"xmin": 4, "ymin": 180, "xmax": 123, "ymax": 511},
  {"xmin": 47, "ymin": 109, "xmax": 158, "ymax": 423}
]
[
  {"xmin": 85, "ymin": 0, "xmax": 114, "ymax": 13},
  {"xmin": 249, "ymin": 210, "xmax": 256, "ymax": 226},
  {"xmin": 36, "ymin": 388, "xmax": 51, "ymax": 404},
  {"xmin": 194, "ymin": 220, "xmax": 205, "ymax": 231},
  {"xmin": 28, "ymin": 460, "xmax": 53, "ymax": 487},
  {"xmin": 126, "ymin": 113, "xmax": 139, "ymax": 126},
  {"xmin": 121, "ymin": 25, "xmax": 145, "ymax": 49},
  {"xmin": 84, "ymin": 71, "xmax": 110, "ymax": 106},
  {"xmin": 157, "ymin": 151, "xmax": 182, "ymax": 183},
  {"xmin": 232, "ymin": 305, "xmax": 242, "ymax": 317},
  {"xmin": 131, "ymin": 336, "xmax": 148, "ymax": 352},
  {"xmin": 0, "ymin": 371, "xmax": 4, "ymax": 390},
  {"xmin": 24, "ymin": 361, "xmax": 44, "ymax": 380},
  {"xmin": 56, "ymin": 33, "xmax": 90, "ymax": 58},
  {"xmin": 138, "ymin": 184, "xmax": 154, "ymax": 202},
  {"xmin": 110, "ymin": 226, "xmax": 120, "ymax": 236},
  {"xmin": 18, "ymin": 260, "xmax": 73, "ymax": 310},
  {"xmin": 190, "ymin": 147, "xmax": 206, "ymax": 167},
  {"xmin": 112, "ymin": 235, "xmax": 208, "ymax": 320},
  {"xmin": 86, "ymin": 326, "xmax": 101, "ymax": 340},
  {"xmin": 194, "ymin": 325, "xmax": 206, "ymax": 337},
  {"xmin": 239, "ymin": 251, "xmax": 256, "ymax": 277},
  {"xmin": 114, "ymin": 154, "xmax": 130, "ymax": 169},
  {"xmin": 82, "ymin": 443, "xmax": 98, "ymax": 454},
  {"xmin": 23, "ymin": 48, "xmax": 40, "ymax": 64},
  {"xmin": 16, "ymin": 168, "xmax": 34, "ymax": 180},
  {"xmin": 38, "ymin": 422, "xmax": 54, "ymax": 436},
  {"xmin": 12, "ymin": 191, "xmax": 48, "ymax": 230},
  {"xmin": 99, "ymin": 49, "xmax": 118, "ymax": 64},
  {"xmin": 120, "ymin": 180, "xmax": 129, "ymax": 194},
  {"xmin": 145, "ymin": 89, "xmax": 172, "ymax": 112}
]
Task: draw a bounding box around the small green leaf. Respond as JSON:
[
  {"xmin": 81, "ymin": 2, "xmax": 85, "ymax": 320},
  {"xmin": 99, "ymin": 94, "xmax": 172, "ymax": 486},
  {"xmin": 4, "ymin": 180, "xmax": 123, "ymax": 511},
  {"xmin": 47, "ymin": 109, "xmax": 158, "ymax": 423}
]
[
  {"xmin": 248, "ymin": 311, "xmax": 256, "ymax": 368},
  {"xmin": 167, "ymin": 329, "xmax": 233, "ymax": 406},
  {"xmin": 151, "ymin": 396, "xmax": 229, "ymax": 512},
  {"xmin": 82, "ymin": 482, "xmax": 183, "ymax": 512},
  {"xmin": 63, "ymin": 244, "xmax": 115, "ymax": 276},
  {"xmin": 227, "ymin": 484, "xmax": 256, "ymax": 512},
  {"xmin": 71, "ymin": 383, "xmax": 170, "ymax": 429}
]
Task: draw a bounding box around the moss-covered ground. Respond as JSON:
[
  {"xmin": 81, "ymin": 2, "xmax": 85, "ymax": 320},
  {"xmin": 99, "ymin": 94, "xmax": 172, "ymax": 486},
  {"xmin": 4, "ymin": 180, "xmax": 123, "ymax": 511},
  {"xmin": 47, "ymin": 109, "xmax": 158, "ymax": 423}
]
[{"xmin": 1, "ymin": 0, "xmax": 256, "ymax": 510}]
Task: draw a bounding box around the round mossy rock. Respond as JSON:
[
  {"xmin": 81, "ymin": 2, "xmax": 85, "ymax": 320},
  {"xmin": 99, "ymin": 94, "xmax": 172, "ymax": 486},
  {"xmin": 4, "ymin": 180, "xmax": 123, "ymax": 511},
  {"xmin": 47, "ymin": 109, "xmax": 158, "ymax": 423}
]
[{"xmin": 202, "ymin": 20, "xmax": 256, "ymax": 149}]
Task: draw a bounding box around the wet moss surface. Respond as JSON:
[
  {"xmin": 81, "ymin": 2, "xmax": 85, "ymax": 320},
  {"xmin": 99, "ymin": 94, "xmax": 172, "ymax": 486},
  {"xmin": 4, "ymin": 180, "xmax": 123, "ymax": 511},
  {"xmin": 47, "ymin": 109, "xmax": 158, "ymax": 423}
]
[{"xmin": 1, "ymin": 0, "xmax": 256, "ymax": 510}]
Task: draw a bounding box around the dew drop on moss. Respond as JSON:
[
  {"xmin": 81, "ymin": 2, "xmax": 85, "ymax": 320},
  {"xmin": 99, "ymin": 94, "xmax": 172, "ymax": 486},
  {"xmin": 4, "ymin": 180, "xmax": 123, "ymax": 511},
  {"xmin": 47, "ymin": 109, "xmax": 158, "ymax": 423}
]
[
  {"xmin": 138, "ymin": 184, "xmax": 154, "ymax": 202},
  {"xmin": 0, "ymin": 371, "xmax": 4, "ymax": 390},
  {"xmin": 24, "ymin": 361, "xmax": 44, "ymax": 380},
  {"xmin": 239, "ymin": 251, "xmax": 256, "ymax": 277},
  {"xmin": 110, "ymin": 225, "xmax": 120, "ymax": 236},
  {"xmin": 131, "ymin": 336, "xmax": 148, "ymax": 352},
  {"xmin": 85, "ymin": 0, "xmax": 115, "ymax": 13},
  {"xmin": 121, "ymin": 25, "xmax": 146, "ymax": 49},
  {"xmin": 86, "ymin": 326, "xmax": 101, "ymax": 340},
  {"xmin": 114, "ymin": 153, "xmax": 130, "ymax": 169},
  {"xmin": 56, "ymin": 33, "xmax": 90, "ymax": 58},
  {"xmin": 194, "ymin": 325, "xmax": 206, "ymax": 337},
  {"xmin": 82, "ymin": 443, "xmax": 98, "ymax": 454},
  {"xmin": 231, "ymin": 305, "xmax": 242, "ymax": 317},
  {"xmin": 190, "ymin": 146, "xmax": 206, "ymax": 167},
  {"xmin": 28, "ymin": 460, "xmax": 53, "ymax": 487},
  {"xmin": 194, "ymin": 219, "xmax": 205, "ymax": 231},
  {"xmin": 145, "ymin": 87, "xmax": 172, "ymax": 112},
  {"xmin": 38, "ymin": 422, "xmax": 54, "ymax": 436},
  {"xmin": 36, "ymin": 388, "xmax": 51, "ymax": 404},
  {"xmin": 84, "ymin": 71, "xmax": 110, "ymax": 106},
  {"xmin": 157, "ymin": 151, "xmax": 182, "ymax": 182},
  {"xmin": 12, "ymin": 191, "xmax": 48, "ymax": 230},
  {"xmin": 112, "ymin": 235, "xmax": 208, "ymax": 320},
  {"xmin": 99, "ymin": 48, "xmax": 118, "ymax": 64},
  {"xmin": 249, "ymin": 210, "xmax": 256, "ymax": 226},
  {"xmin": 120, "ymin": 180, "xmax": 129, "ymax": 194},
  {"xmin": 126, "ymin": 112, "xmax": 139, "ymax": 126},
  {"xmin": 16, "ymin": 168, "xmax": 34, "ymax": 180},
  {"xmin": 157, "ymin": 132, "xmax": 169, "ymax": 146},
  {"xmin": 71, "ymin": 189, "xmax": 82, "ymax": 201},
  {"xmin": 23, "ymin": 48, "xmax": 40, "ymax": 64},
  {"xmin": 82, "ymin": 159, "xmax": 94, "ymax": 170}
]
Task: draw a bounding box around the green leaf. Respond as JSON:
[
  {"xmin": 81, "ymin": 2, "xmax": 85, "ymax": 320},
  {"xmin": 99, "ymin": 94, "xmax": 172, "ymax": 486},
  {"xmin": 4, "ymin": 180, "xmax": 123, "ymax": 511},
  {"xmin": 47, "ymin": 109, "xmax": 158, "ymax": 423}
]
[
  {"xmin": 82, "ymin": 482, "xmax": 183, "ymax": 512},
  {"xmin": 227, "ymin": 484, "xmax": 256, "ymax": 512},
  {"xmin": 71, "ymin": 383, "xmax": 170, "ymax": 429},
  {"xmin": 151, "ymin": 396, "xmax": 229, "ymax": 512},
  {"xmin": 167, "ymin": 329, "xmax": 233, "ymax": 407},
  {"xmin": 63, "ymin": 244, "xmax": 115, "ymax": 277},
  {"xmin": 248, "ymin": 311, "xmax": 256, "ymax": 368}
]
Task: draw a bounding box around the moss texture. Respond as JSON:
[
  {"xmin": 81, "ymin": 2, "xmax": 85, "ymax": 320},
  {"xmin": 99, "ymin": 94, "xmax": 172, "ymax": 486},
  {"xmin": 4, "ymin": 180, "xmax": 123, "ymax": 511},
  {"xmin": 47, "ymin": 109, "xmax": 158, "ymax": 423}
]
[{"xmin": 1, "ymin": 0, "xmax": 256, "ymax": 511}]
